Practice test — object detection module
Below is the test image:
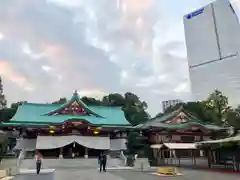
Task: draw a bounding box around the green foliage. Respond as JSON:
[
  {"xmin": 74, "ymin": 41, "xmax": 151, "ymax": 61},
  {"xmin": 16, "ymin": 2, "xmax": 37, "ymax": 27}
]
[
  {"xmin": 0, "ymin": 108, "xmax": 16, "ymax": 122},
  {"xmin": 52, "ymin": 98, "xmax": 67, "ymax": 105},
  {"xmin": 154, "ymin": 89, "xmax": 240, "ymax": 128},
  {"xmin": 156, "ymin": 101, "xmax": 216, "ymax": 123},
  {"xmin": 126, "ymin": 131, "xmax": 146, "ymax": 155},
  {"xmin": 0, "ymin": 77, "xmax": 7, "ymax": 109},
  {"xmin": 154, "ymin": 112, "xmax": 164, "ymax": 118},
  {"xmin": 204, "ymin": 89, "xmax": 229, "ymax": 124},
  {"xmin": 81, "ymin": 92, "xmax": 150, "ymax": 126},
  {"xmin": 225, "ymin": 109, "xmax": 240, "ymax": 129},
  {"xmin": 81, "ymin": 96, "xmax": 102, "ymax": 106},
  {"xmin": 102, "ymin": 93, "xmax": 125, "ymax": 106},
  {"xmin": 0, "ymin": 137, "xmax": 8, "ymax": 161},
  {"xmin": 164, "ymin": 103, "xmax": 183, "ymax": 113}
]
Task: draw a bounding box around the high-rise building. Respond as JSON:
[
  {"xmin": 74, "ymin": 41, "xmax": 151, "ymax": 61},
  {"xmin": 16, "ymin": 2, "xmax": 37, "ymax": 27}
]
[
  {"xmin": 162, "ymin": 99, "xmax": 182, "ymax": 112},
  {"xmin": 184, "ymin": 0, "xmax": 240, "ymax": 107}
]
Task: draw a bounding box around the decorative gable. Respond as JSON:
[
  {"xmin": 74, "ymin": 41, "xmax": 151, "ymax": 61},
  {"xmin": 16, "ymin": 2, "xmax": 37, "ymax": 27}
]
[
  {"xmin": 48, "ymin": 100, "xmax": 89, "ymax": 116},
  {"xmin": 165, "ymin": 112, "xmax": 189, "ymax": 124}
]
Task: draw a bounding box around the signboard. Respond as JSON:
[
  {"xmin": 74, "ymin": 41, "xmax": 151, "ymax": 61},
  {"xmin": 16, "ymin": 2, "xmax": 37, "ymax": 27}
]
[{"xmin": 186, "ymin": 8, "xmax": 204, "ymax": 19}]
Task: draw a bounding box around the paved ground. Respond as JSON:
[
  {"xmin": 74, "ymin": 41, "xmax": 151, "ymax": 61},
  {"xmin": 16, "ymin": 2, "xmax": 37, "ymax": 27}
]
[
  {"xmin": 12, "ymin": 168, "xmax": 240, "ymax": 180},
  {"xmin": 3, "ymin": 158, "xmax": 239, "ymax": 180},
  {"xmin": 13, "ymin": 173, "xmax": 53, "ymax": 180},
  {"xmin": 111, "ymin": 169, "xmax": 240, "ymax": 180}
]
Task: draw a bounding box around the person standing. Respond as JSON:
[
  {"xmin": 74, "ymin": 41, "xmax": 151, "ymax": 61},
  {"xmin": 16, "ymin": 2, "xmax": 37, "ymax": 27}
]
[
  {"xmin": 98, "ymin": 151, "xmax": 107, "ymax": 172},
  {"xmin": 35, "ymin": 151, "xmax": 42, "ymax": 175},
  {"xmin": 102, "ymin": 152, "xmax": 107, "ymax": 172}
]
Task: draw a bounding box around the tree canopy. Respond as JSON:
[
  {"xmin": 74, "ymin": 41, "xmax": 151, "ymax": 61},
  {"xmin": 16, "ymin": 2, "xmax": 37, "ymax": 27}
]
[{"xmin": 158, "ymin": 89, "xmax": 240, "ymax": 129}]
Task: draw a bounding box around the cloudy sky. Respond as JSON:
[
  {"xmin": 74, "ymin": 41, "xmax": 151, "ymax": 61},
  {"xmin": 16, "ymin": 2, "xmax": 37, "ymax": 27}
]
[{"xmin": 0, "ymin": 0, "xmax": 239, "ymax": 116}]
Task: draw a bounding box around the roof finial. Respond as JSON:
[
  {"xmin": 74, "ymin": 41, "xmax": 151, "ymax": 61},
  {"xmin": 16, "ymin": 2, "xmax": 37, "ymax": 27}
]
[{"xmin": 74, "ymin": 90, "xmax": 78, "ymax": 94}]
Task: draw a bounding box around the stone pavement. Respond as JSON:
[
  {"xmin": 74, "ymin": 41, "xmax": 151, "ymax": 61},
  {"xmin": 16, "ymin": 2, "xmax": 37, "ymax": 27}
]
[
  {"xmin": 2, "ymin": 158, "xmax": 239, "ymax": 180},
  {"xmin": 13, "ymin": 170, "xmax": 126, "ymax": 180},
  {"xmin": 12, "ymin": 173, "xmax": 53, "ymax": 180},
  {"xmin": 111, "ymin": 169, "xmax": 240, "ymax": 180},
  {"xmin": 12, "ymin": 168, "xmax": 240, "ymax": 180}
]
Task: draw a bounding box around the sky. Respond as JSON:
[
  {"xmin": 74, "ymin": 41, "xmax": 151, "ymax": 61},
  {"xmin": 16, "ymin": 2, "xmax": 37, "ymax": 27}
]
[{"xmin": 0, "ymin": 0, "xmax": 240, "ymax": 116}]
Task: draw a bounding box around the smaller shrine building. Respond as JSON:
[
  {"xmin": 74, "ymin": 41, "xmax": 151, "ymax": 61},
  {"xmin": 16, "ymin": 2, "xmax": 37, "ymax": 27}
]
[
  {"xmin": 135, "ymin": 107, "xmax": 228, "ymax": 164},
  {"xmin": 0, "ymin": 91, "xmax": 132, "ymax": 158}
]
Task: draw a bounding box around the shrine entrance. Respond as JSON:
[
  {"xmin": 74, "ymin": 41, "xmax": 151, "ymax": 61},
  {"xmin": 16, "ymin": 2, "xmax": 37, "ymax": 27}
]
[{"xmin": 36, "ymin": 135, "xmax": 110, "ymax": 158}]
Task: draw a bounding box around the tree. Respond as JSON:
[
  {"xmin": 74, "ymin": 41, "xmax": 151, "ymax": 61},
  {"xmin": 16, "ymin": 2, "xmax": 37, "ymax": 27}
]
[
  {"xmin": 124, "ymin": 92, "xmax": 140, "ymax": 106},
  {"xmin": 0, "ymin": 77, "xmax": 7, "ymax": 109},
  {"xmin": 11, "ymin": 101, "xmax": 27, "ymax": 109},
  {"xmin": 102, "ymin": 93, "xmax": 125, "ymax": 106},
  {"xmin": 204, "ymin": 90, "xmax": 229, "ymax": 125},
  {"xmin": 0, "ymin": 108, "xmax": 16, "ymax": 122},
  {"xmin": 126, "ymin": 131, "xmax": 146, "ymax": 154},
  {"xmin": 100, "ymin": 92, "xmax": 150, "ymax": 125},
  {"xmin": 155, "ymin": 112, "xmax": 163, "ymax": 118},
  {"xmin": 124, "ymin": 107, "xmax": 150, "ymax": 126},
  {"xmin": 52, "ymin": 98, "xmax": 67, "ymax": 104},
  {"xmin": 164, "ymin": 103, "xmax": 183, "ymax": 113},
  {"xmin": 225, "ymin": 105, "xmax": 240, "ymax": 129},
  {"xmin": 182, "ymin": 101, "xmax": 217, "ymax": 123},
  {"xmin": 225, "ymin": 109, "xmax": 240, "ymax": 129},
  {"xmin": 81, "ymin": 96, "xmax": 102, "ymax": 106}
]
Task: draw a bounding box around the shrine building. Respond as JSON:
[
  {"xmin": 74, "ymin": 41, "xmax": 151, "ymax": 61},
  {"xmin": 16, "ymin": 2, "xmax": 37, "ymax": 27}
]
[
  {"xmin": 134, "ymin": 107, "xmax": 229, "ymax": 165},
  {"xmin": 0, "ymin": 91, "xmax": 132, "ymax": 158}
]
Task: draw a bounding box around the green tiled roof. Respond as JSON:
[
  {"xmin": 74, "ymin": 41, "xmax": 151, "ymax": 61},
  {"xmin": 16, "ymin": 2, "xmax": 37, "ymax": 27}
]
[
  {"xmin": 1, "ymin": 92, "xmax": 131, "ymax": 127},
  {"xmin": 135, "ymin": 107, "xmax": 225, "ymax": 131}
]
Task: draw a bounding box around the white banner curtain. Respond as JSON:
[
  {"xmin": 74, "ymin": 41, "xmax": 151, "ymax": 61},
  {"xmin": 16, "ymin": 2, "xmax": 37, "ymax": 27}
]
[
  {"xmin": 14, "ymin": 138, "xmax": 37, "ymax": 151},
  {"xmin": 74, "ymin": 136, "xmax": 110, "ymax": 150},
  {"xmin": 36, "ymin": 136, "xmax": 74, "ymax": 149},
  {"xmin": 36, "ymin": 136, "xmax": 110, "ymax": 150},
  {"xmin": 110, "ymin": 139, "xmax": 127, "ymax": 150}
]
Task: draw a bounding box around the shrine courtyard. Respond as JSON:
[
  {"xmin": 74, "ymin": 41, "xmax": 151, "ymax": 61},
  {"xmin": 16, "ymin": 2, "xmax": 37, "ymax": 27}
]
[{"xmin": 13, "ymin": 169, "xmax": 240, "ymax": 180}]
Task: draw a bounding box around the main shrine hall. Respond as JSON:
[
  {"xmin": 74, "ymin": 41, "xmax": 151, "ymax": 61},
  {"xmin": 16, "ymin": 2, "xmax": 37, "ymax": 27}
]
[{"xmin": 0, "ymin": 91, "xmax": 132, "ymax": 158}]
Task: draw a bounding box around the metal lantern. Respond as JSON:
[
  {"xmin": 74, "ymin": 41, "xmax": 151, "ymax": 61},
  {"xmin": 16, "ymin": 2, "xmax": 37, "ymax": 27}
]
[{"xmin": 49, "ymin": 130, "xmax": 55, "ymax": 134}]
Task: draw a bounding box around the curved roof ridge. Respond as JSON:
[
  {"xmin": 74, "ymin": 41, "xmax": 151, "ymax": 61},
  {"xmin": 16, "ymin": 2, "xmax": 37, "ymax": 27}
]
[
  {"xmin": 44, "ymin": 91, "xmax": 104, "ymax": 118},
  {"xmin": 151, "ymin": 107, "xmax": 183, "ymax": 123},
  {"xmin": 24, "ymin": 102, "xmax": 59, "ymax": 106}
]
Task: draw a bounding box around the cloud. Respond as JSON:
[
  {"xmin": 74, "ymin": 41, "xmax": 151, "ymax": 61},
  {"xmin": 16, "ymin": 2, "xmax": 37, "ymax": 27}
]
[
  {"xmin": 78, "ymin": 89, "xmax": 108, "ymax": 99},
  {"xmin": 0, "ymin": 0, "xmax": 210, "ymax": 115},
  {"xmin": 0, "ymin": 60, "xmax": 34, "ymax": 91}
]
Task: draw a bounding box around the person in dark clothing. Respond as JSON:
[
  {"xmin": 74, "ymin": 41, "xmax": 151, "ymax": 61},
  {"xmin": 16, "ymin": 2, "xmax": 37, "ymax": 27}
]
[
  {"xmin": 98, "ymin": 151, "xmax": 107, "ymax": 172},
  {"xmin": 35, "ymin": 151, "xmax": 42, "ymax": 174}
]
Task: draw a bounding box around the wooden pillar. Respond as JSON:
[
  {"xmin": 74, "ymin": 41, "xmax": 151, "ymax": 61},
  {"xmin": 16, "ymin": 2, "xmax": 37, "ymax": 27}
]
[
  {"xmin": 193, "ymin": 150, "xmax": 196, "ymax": 165},
  {"xmin": 59, "ymin": 147, "xmax": 63, "ymax": 159},
  {"xmin": 170, "ymin": 149, "xmax": 173, "ymax": 165},
  {"xmin": 212, "ymin": 150, "xmax": 216, "ymax": 164},
  {"xmin": 233, "ymin": 153, "xmax": 237, "ymax": 172},
  {"xmin": 178, "ymin": 152, "xmax": 181, "ymax": 167},
  {"xmin": 84, "ymin": 147, "xmax": 88, "ymax": 159},
  {"xmin": 72, "ymin": 142, "xmax": 75, "ymax": 158},
  {"xmin": 207, "ymin": 149, "xmax": 212, "ymax": 168},
  {"xmin": 191, "ymin": 150, "xmax": 193, "ymax": 165},
  {"xmin": 162, "ymin": 149, "xmax": 165, "ymax": 165}
]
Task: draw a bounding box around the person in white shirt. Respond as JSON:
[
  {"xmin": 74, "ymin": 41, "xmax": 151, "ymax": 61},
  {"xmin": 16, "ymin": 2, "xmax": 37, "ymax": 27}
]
[{"xmin": 17, "ymin": 150, "xmax": 25, "ymax": 167}]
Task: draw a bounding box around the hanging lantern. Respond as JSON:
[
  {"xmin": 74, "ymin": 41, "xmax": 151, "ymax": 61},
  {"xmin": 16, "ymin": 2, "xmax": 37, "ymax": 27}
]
[
  {"xmin": 93, "ymin": 130, "xmax": 100, "ymax": 135},
  {"xmin": 49, "ymin": 130, "xmax": 55, "ymax": 134}
]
